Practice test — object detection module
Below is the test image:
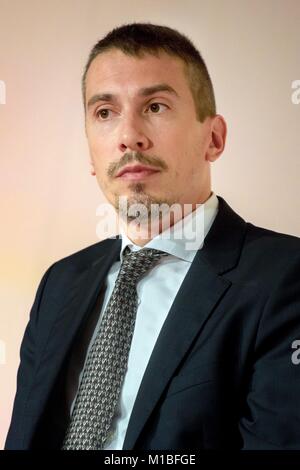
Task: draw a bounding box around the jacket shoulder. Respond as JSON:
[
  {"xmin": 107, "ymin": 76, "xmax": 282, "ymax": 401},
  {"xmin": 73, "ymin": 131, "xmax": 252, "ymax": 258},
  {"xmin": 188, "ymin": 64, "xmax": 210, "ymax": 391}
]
[
  {"xmin": 50, "ymin": 236, "xmax": 121, "ymax": 273},
  {"xmin": 236, "ymin": 222, "xmax": 300, "ymax": 290},
  {"xmin": 245, "ymin": 222, "xmax": 300, "ymax": 255}
]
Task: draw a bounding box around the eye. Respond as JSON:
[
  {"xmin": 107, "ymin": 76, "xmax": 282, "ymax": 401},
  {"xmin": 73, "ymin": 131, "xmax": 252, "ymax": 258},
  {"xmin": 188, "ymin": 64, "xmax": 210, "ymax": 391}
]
[
  {"xmin": 95, "ymin": 108, "xmax": 112, "ymax": 120},
  {"xmin": 147, "ymin": 102, "xmax": 168, "ymax": 114}
]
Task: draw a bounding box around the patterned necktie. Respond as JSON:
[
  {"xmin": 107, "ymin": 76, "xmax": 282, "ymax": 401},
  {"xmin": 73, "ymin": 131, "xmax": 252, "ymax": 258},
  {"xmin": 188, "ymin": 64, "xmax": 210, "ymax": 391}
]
[{"xmin": 62, "ymin": 246, "xmax": 168, "ymax": 450}]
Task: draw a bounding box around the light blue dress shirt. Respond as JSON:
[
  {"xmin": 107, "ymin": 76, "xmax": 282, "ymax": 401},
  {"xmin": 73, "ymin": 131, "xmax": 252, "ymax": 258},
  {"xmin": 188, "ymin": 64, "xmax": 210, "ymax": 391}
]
[{"xmin": 71, "ymin": 192, "xmax": 219, "ymax": 449}]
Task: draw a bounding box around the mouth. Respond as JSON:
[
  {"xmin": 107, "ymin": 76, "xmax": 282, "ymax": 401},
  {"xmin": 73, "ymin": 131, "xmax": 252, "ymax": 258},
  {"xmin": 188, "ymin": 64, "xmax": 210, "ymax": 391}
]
[{"xmin": 116, "ymin": 164, "xmax": 161, "ymax": 181}]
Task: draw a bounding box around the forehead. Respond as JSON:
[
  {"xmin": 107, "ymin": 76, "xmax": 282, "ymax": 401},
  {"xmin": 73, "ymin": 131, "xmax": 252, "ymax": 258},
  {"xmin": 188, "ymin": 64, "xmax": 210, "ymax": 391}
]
[{"xmin": 85, "ymin": 49, "xmax": 190, "ymax": 98}]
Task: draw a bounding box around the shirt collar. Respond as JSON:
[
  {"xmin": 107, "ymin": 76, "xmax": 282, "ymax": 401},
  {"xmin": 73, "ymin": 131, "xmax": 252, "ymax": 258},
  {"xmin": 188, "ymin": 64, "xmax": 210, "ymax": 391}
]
[{"xmin": 119, "ymin": 192, "xmax": 219, "ymax": 263}]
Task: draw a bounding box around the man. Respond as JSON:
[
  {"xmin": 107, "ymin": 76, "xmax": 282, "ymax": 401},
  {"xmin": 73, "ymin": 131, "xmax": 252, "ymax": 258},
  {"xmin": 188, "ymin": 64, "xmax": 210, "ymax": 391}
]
[{"xmin": 5, "ymin": 23, "xmax": 300, "ymax": 450}]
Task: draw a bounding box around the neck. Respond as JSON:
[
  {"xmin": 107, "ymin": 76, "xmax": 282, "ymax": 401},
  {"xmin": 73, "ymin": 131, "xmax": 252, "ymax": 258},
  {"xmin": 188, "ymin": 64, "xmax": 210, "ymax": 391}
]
[{"xmin": 120, "ymin": 192, "xmax": 212, "ymax": 247}]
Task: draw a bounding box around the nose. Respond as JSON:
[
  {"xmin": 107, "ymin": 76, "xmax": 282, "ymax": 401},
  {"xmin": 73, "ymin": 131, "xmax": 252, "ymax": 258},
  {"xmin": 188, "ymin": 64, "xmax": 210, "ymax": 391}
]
[{"xmin": 118, "ymin": 113, "xmax": 151, "ymax": 153}]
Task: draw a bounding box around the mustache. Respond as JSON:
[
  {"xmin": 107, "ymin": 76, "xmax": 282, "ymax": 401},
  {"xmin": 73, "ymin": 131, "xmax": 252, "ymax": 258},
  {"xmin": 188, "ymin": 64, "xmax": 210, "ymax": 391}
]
[{"xmin": 107, "ymin": 151, "xmax": 168, "ymax": 178}]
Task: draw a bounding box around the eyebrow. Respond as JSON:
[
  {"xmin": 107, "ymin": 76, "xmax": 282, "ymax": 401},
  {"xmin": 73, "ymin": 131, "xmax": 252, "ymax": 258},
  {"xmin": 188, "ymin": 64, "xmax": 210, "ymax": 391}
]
[
  {"xmin": 87, "ymin": 83, "xmax": 179, "ymax": 109},
  {"xmin": 139, "ymin": 83, "xmax": 179, "ymax": 98}
]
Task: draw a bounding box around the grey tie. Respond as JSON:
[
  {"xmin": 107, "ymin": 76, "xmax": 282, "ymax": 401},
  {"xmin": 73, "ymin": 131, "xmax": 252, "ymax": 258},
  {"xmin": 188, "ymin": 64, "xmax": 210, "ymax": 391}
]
[{"xmin": 62, "ymin": 246, "xmax": 168, "ymax": 450}]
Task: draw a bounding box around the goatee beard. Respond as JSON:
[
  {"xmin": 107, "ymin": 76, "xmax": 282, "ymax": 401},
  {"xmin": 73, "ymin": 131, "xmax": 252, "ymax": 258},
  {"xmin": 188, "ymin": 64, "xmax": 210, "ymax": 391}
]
[{"xmin": 114, "ymin": 184, "xmax": 176, "ymax": 224}]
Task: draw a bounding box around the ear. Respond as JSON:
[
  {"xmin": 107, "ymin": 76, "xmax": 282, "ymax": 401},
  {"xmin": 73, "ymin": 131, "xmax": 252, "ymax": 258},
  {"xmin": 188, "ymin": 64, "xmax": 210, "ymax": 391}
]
[{"xmin": 206, "ymin": 115, "xmax": 227, "ymax": 162}]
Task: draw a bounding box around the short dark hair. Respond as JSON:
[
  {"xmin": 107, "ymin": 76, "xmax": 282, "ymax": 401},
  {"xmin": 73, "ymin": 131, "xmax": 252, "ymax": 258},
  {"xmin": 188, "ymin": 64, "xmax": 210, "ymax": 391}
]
[{"xmin": 82, "ymin": 23, "xmax": 216, "ymax": 122}]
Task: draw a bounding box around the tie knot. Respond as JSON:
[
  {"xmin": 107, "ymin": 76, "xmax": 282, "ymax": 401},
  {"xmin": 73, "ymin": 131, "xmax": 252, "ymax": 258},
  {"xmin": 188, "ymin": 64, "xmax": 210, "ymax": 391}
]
[{"xmin": 118, "ymin": 246, "xmax": 168, "ymax": 284}]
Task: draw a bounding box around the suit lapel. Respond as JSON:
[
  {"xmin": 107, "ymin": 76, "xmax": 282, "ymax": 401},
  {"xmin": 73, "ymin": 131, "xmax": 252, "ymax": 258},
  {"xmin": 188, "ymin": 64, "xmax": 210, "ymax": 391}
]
[
  {"xmin": 123, "ymin": 253, "xmax": 231, "ymax": 449},
  {"xmin": 123, "ymin": 196, "xmax": 247, "ymax": 449},
  {"xmin": 31, "ymin": 238, "xmax": 122, "ymax": 422}
]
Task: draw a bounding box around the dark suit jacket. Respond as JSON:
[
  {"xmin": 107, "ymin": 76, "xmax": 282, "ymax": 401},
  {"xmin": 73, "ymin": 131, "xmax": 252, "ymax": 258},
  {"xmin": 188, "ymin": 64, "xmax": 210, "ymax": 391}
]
[{"xmin": 5, "ymin": 196, "xmax": 300, "ymax": 450}]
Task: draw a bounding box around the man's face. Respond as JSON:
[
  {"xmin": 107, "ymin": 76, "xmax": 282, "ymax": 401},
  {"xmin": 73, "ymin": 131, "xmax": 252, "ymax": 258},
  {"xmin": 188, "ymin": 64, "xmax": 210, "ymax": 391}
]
[{"xmin": 85, "ymin": 49, "xmax": 214, "ymax": 218}]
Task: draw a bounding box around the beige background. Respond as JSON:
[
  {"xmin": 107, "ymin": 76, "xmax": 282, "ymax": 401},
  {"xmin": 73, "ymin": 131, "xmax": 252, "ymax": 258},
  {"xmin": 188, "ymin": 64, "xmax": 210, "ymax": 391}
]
[{"xmin": 0, "ymin": 0, "xmax": 299, "ymax": 449}]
